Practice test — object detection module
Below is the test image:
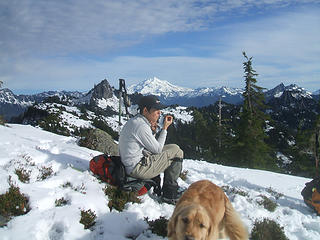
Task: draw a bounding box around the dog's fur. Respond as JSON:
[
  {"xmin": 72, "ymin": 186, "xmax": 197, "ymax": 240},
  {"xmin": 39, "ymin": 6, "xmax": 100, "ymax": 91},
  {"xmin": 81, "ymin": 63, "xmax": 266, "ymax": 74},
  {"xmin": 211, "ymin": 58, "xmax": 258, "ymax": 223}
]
[{"xmin": 167, "ymin": 180, "xmax": 248, "ymax": 240}]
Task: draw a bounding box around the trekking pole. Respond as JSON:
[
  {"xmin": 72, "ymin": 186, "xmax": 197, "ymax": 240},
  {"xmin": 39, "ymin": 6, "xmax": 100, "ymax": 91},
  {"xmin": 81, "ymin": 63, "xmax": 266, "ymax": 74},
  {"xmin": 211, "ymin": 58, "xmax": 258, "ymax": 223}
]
[
  {"xmin": 118, "ymin": 79, "xmax": 131, "ymax": 133},
  {"xmin": 119, "ymin": 79, "xmax": 124, "ymax": 133}
]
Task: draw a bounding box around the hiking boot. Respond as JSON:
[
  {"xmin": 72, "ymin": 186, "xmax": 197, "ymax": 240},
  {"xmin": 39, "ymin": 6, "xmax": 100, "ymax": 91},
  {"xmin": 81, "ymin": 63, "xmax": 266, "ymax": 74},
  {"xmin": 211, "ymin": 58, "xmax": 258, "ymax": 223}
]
[
  {"xmin": 162, "ymin": 184, "xmax": 182, "ymax": 204},
  {"xmin": 152, "ymin": 185, "xmax": 162, "ymax": 197}
]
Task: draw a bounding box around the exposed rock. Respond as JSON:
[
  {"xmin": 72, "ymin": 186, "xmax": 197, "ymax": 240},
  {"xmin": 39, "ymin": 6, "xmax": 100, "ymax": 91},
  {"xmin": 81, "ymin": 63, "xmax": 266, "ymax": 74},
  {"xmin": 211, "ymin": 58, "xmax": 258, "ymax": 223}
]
[
  {"xmin": 79, "ymin": 128, "xmax": 118, "ymax": 156},
  {"xmin": 91, "ymin": 79, "xmax": 113, "ymax": 100}
]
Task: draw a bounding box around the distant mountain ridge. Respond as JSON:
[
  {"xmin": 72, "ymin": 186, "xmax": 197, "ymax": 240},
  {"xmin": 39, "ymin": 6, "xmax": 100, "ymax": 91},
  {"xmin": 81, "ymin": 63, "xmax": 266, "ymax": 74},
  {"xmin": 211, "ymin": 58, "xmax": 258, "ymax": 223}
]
[
  {"xmin": 0, "ymin": 88, "xmax": 85, "ymax": 120},
  {"xmin": 128, "ymin": 77, "xmax": 317, "ymax": 107},
  {"xmin": 1, "ymin": 77, "xmax": 319, "ymax": 120}
]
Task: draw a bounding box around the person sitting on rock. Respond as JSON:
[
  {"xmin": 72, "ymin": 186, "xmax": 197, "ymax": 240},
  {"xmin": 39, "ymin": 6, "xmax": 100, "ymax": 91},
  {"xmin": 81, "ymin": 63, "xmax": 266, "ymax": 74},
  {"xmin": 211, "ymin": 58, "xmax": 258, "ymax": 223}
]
[{"xmin": 119, "ymin": 95, "xmax": 184, "ymax": 203}]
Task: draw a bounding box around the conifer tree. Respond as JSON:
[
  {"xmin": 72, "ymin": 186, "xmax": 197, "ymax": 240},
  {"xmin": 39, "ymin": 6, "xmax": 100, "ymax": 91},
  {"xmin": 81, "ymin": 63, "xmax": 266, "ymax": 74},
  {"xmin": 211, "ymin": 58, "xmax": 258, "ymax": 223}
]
[
  {"xmin": 312, "ymin": 115, "xmax": 320, "ymax": 176},
  {"xmin": 234, "ymin": 52, "xmax": 275, "ymax": 169},
  {"xmin": 192, "ymin": 109, "xmax": 213, "ymax": 160},
  {"xmin": 0, "ymin": 80, "xmax": 4, "ymax": 124},
  {"xmin": 292, "ymin": 115, "xmax": 320, "ymax": 177}
]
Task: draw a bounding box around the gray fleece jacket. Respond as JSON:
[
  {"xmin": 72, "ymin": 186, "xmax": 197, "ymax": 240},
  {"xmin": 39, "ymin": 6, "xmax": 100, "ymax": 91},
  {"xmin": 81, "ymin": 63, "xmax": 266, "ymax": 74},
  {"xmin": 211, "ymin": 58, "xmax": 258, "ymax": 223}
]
[{"xmin": 119, "ymin": 114, "xmax": 167, "ymax": 174}]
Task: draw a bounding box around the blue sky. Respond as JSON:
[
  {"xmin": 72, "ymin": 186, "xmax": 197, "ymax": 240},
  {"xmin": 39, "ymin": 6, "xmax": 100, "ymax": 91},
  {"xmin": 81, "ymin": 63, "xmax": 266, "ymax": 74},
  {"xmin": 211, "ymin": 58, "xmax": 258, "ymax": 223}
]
[{"xmin": 0, "ymin": 0, "xmax": 319, "ymax": 94}]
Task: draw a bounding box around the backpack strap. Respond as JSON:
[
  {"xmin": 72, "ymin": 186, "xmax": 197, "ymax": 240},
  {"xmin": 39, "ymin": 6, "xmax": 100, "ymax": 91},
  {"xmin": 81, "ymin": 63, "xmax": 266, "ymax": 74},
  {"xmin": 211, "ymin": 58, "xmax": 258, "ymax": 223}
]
[{"xmin": 102, "ymin": 160, "xmax": 113, "ymax": 183}]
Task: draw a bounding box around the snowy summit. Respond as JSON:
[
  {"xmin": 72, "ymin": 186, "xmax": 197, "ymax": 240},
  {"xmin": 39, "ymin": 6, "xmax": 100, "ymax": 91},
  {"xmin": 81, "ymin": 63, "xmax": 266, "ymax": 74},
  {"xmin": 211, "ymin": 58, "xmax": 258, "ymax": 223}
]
[
  {"xmin": 127, "ymin": 77, "xmax": 193, "ymax": 97},
  {"xmin": 0, "ymin": 124, "xmax": 320, "ymax": 239}
]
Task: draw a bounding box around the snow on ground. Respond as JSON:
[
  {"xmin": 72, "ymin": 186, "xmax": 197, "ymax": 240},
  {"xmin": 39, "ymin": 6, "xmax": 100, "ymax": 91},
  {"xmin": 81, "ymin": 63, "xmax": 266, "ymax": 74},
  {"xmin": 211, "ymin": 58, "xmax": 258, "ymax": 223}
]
[{"xmin": 0, "ymin": 124, "xmax": 320, "ymax": 240}]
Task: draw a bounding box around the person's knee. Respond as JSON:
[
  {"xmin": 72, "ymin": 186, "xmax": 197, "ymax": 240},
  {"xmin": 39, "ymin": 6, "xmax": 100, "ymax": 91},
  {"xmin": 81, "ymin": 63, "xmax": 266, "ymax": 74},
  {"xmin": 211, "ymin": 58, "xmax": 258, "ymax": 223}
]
[
  {"xmin": 175, "ymin": 145, "xmax": 184, "ymax": 159},
  {"xmin": 168, "ymin": 144, "xmax": 184, "ymax": 159}
]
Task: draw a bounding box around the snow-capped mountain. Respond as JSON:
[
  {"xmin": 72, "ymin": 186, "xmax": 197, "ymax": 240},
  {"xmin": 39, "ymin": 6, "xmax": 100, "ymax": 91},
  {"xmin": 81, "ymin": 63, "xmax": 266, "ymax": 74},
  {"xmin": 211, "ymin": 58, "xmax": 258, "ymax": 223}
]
[
  {"xmin": 128, "ymin": 77, "xmax": 244, "ymax": 107},
  {"xmin": 0, "ymin": 88, "xmax": 85, "ymax": 105},
  {"xmin": 0, "ymin": 88, "xmax": 86, "ymax": 121},
  {"xmin": 0, "ymin": 88, "xmax": 34, "ymax": 106},
  {"xmin": 127, "ymin": 77, "xmax": 193, "ymax": 97},
  {"xmin": 265, "ymin": 83, "xmax": 318, "ymax": 130},
  {"xmin": 265, "ymin": 83, "xmax": 286, "ymax": 101},
  {"xmin": 0, "ymin": 88, "xmax": 34, "ymax": 121},
  {"xmin": 130, "ymin": 78, "xmax": 317, "ymax": 108},
  {"xmin": 266, "ymin": 83, "xmax": 314, "ymax": 109},
  {"xmin": 0, "ymin": 79, "xmax": 120, "ymax": 121},
  {"xmin": 265, "ymin": 83, "xmax": 313, "ymax": 100}
]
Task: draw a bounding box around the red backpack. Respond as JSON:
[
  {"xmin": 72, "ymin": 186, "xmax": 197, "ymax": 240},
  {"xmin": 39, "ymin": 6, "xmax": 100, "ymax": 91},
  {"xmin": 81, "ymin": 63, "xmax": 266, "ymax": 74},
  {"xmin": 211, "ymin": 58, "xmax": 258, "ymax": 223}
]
[
  {"xmin": 89, "ymin": 154, "xmax": 155, "ymax": 196},
  {"xmin": 89, "ymin": 154, "xmax": 126, "ymax": 187}
]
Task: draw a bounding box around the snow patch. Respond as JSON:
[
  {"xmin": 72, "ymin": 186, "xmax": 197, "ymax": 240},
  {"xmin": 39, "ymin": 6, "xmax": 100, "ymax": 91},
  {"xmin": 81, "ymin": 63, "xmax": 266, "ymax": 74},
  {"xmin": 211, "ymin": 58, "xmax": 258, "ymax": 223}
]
[{"xmin": 0, "ymin": 124, "xmax": 319, "ymax": 240}]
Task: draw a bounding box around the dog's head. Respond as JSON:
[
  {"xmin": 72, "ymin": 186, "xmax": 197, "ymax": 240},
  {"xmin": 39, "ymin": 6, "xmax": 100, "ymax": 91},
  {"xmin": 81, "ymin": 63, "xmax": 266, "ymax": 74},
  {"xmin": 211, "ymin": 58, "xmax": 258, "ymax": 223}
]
[{"xmin": 167, "ymin": 204, "xmax": 212, "ymax": 240}]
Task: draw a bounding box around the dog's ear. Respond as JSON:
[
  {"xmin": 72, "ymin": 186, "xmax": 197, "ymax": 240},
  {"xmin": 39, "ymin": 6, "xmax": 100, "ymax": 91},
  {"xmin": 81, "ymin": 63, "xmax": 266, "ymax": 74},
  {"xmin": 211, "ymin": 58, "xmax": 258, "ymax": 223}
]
[
  {"xmin": 207, "ymin": 224, "xmax": 212, "ymax": 239},
  {"xmin": 167, "ymin": 215, "xmax": 177, "ymax": 238}
]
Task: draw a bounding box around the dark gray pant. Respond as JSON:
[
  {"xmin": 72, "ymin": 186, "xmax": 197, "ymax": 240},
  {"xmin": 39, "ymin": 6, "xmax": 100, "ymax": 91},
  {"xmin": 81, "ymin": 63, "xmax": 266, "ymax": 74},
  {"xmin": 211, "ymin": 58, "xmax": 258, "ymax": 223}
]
[{"xmin": 130, "ymin": 144, "xmax": 183, "ymax": 186}]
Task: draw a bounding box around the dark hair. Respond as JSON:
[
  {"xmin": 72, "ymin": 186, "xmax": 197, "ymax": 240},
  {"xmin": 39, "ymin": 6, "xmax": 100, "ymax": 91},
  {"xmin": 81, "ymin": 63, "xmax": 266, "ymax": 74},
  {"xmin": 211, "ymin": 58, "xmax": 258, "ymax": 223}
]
[
  {"xmin": 138, "ymin": 95, "xmax": 165, "ymax": 114},
  {"xmin": 138, "ymin": 105, "xmax": 151, "ymax": 114}
]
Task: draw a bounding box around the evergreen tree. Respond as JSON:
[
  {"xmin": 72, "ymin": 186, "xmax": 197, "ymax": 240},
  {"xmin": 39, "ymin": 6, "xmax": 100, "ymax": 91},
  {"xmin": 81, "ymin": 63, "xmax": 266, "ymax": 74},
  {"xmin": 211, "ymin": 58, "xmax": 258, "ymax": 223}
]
[
  {"xmin": 167, "ymin": 119, "xmax": 199, "ymax": 160},
  {"xmin": 199, "ymin": 102, "xmax": 236, "ymax": 164},
  {"xmin": 0, "ymin": 80, "xmax": 4, "ymax": 124},
  {"xmin": 292, "ymin": 99, "xmax": 320, "ymax": 177},
  {"xmin": 191, "ymin": 109, "xmax": 214, "ymax": 160},
  {"xmin": 313, "ymin": 114, "xmax": 320, "ymax": 176},
  {"xmin": 233, "ymin": 52, "xmax": 275, "ymax": 169}
]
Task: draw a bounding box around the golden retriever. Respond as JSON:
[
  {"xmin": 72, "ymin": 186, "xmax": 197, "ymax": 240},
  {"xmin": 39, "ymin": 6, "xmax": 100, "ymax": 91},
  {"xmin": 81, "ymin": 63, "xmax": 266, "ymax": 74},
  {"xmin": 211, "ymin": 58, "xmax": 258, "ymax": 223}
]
[{"xmin": 167, "ymin": 180, "xmax": 248, "ymax": 240}]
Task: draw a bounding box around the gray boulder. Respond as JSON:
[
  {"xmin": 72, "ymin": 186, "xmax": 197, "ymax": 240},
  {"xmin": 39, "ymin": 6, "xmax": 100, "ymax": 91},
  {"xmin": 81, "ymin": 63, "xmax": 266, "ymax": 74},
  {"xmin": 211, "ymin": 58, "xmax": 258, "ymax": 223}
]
[{"xmin": 79, "ymin": 128, "xmax": 118, "ymax": 156}]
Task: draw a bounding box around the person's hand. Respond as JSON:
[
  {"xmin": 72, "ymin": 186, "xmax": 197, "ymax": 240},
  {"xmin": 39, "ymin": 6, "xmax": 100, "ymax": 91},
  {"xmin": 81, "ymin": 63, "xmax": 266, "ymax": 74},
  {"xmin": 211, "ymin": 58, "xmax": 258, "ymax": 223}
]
[
  {"xmin": 151, "ymin": 121, "xmax": 158, "ymax": 133},
  {"xmin": 163, "ymin": 115, "xmax": 173, "ymax": 130}
]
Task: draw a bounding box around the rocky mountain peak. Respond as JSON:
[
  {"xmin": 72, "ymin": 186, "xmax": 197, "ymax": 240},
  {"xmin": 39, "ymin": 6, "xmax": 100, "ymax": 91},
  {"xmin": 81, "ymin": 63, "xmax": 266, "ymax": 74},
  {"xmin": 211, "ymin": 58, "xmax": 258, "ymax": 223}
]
[
  {"xmin": 0, "ymin": 88, "xmax": 17, "ymax": 103},
  {"xmin": 91, "ymin": 79, "xmax": 113, "ymax": 100}
]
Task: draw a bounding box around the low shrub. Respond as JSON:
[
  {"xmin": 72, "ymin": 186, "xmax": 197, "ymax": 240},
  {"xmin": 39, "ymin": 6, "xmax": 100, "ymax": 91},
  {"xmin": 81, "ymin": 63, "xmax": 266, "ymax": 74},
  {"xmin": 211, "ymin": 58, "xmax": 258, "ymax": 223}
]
[
  {"xmin": 0, "ymin": 177, "xmax": 31, "ymax": 225},
  {"xmin": 266, "ymin": 187, "xmax": 284, "ymax": 200},
  {"xmin": 251, "ymin": 218, "xmax": 288, "ymax": 240},
  {"xmin": 37, "ymin": 166, "xmax": 54, "ymax": 181},
  {"xmin": 0, "ymin": 115, "xmax": 5, "ymax": 125},
  {"xmin": 222, "ymin": 185, "xmax": 249, "ymax": 198},
  {"xmin": 256, "ymin": 195, "xmax": 277, "ymax": 212},
  {"xmin": 145, "ymin": 216, "xmax": 169, "ymax": 237},
  {"xmin": 79, "ymin": 209, "xmax": 96, "ymax": 229},
  {"xmin": 55, "ymin": 197, "xmax": 69, "ymax": 207},
  {"xmin": 62, "ymin": 181, "xmax": 73, "ymax": 188},
  {"xmin": 104, "ymin": 186, "xmax": 141, "ymax": 212},
  {"xmin": 15, "ymin": 167, "xmax": 31, "ymax": 183},
  {"xmin": 61, "ymin": 182, "xmax": 86, "ymax": 194}
]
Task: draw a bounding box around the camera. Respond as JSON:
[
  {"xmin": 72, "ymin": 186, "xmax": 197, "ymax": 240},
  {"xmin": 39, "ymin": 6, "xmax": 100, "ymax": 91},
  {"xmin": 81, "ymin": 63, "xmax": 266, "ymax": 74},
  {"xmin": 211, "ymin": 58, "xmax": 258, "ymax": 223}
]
[{"xmin": 165, "ymin": 115, "xmax": 172, "ymax": 122}]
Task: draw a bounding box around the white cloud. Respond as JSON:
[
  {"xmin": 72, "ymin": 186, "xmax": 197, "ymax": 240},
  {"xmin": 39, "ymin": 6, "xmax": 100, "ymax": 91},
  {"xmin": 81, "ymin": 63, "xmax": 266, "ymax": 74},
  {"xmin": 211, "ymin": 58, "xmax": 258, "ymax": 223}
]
[
  {"xmin": 1, "ymin": 0, "xmax": 318, "ymax": 57},
  {"xmin": 1, "ymin": 0, "xmax": 319, "ymax": 93},
  {"xmin": 0, "ymin": 0, "xmax": 214, "ymax": 57}
]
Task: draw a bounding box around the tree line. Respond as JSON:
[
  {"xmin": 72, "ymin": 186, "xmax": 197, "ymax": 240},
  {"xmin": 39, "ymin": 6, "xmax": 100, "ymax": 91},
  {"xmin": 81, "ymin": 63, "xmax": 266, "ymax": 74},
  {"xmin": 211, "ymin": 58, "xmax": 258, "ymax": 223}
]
[{"xmin": 167, "ymin": 52, "xmax": 320, "ymax": 178}]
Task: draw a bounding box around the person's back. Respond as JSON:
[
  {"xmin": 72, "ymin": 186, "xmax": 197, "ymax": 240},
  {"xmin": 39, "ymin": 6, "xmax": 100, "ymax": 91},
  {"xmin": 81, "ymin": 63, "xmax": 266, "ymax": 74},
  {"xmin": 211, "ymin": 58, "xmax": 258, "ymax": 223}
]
[{"xmin": 119, "ymin": 114, "xmax": 166, "ymax": 174}]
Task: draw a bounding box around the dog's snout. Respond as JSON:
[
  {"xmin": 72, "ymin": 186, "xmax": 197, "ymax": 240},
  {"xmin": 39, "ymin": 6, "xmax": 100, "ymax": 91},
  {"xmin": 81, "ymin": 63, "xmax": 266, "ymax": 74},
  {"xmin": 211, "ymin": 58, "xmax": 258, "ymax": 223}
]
[{"xmin": 184, "ymin": 236, "xmax": 195, "ymax": 240}]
